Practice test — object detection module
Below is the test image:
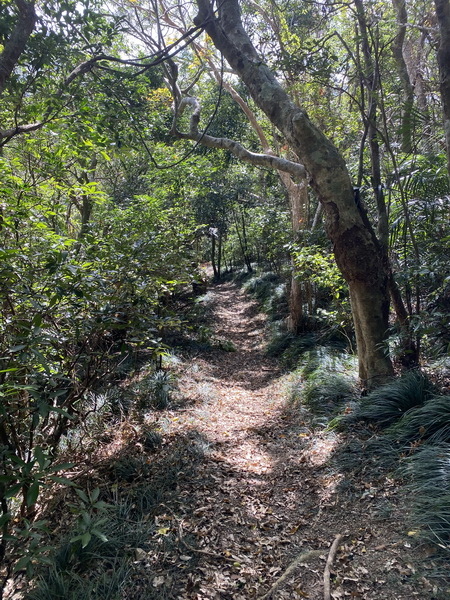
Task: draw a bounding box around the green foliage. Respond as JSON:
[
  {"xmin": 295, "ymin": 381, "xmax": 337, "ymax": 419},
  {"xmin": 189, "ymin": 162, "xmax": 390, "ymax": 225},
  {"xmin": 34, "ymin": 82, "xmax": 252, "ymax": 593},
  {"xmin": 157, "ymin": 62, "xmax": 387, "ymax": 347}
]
[
  {"xmin": 301, "ymin": 374, "xmax": 356, "ymax": 416},
  {"xmin": 0, "ymin": 144, "xmax": 199, "ymax": 579},
  {"xmin": 291, "ymin": 244, "xmax": 345, "ymax": 296},
  {"xmin": 26, "ymin": 433, "xmax": 205, "ymax": 599},
  {"xmin": 134, "ymin": 370, "xmax": 175, "ymax": 410},
  {"xmin": 69, "ymin": 487, "xmax": 111, "ymax": 549},
  {"xmin": 344, "ymin": 371, "xmax": 435, "ymax": 428},
  {"xmin": 26, "ymin": 560, "xmax": 130, "ymax": 600}
]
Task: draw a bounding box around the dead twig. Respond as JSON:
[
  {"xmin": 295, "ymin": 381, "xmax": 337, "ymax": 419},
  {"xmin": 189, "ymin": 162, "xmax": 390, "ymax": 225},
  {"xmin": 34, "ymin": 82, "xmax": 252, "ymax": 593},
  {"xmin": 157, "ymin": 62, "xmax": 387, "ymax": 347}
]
[
  {"xmin": 259, "ymin": 548, "xmax": 324, "ymax": 599},
  {"xmin": 323, "ymin": 534, "xmax": 343, "ymax": 600},
  {"xmin": 180, "ymin": 538, "xmax": 237, "ymax": 563}
]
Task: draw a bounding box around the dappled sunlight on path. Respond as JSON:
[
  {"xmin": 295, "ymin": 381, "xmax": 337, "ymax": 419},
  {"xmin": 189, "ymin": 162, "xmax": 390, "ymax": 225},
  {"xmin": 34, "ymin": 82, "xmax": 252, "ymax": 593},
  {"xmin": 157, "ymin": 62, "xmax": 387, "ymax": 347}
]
[{"xmin": 143, "ymin": 280, "xmax": 433, "ymax": 600}]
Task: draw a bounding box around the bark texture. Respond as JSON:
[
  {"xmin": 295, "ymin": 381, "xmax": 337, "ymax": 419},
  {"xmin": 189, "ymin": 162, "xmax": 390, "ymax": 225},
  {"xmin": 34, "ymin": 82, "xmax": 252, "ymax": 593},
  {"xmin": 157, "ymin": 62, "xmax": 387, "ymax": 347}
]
[
  {"xmin": 0, "ymin": 0, "xmax": 36, "ymax": 97},
  {"xmin": 195, "ymin": 0, "xmax": 393, "ymax": 386},
  {"xmin": 391, "ymin": 0, "xmax": 415, "ymax": 154},
  {"xmin": 434, "ymin": 0, "xmax": 450, "ymax": 181}
]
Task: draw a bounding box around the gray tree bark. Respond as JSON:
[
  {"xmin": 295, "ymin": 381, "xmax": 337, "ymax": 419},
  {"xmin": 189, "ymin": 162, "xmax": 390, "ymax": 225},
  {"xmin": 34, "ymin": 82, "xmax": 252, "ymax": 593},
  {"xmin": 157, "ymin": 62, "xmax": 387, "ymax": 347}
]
[{"xmin": 194, "ymin": 0, "xmax": 393, "ymax": 387}]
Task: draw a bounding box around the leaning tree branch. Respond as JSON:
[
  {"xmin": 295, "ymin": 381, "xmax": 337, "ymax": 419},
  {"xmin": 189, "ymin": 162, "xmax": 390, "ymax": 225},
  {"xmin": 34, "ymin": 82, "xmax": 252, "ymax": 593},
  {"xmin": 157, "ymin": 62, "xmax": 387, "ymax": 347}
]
[{"xmin": 174, "ymin": 96, "xmax": 306, "ymax": 180}]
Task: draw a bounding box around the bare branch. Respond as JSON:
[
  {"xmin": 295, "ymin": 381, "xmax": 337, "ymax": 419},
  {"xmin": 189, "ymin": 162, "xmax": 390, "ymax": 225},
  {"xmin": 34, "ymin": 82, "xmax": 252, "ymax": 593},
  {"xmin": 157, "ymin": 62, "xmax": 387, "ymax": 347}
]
[{"xmin": 174, "ymin": 96, "xmax": 305, "ymax": 180}]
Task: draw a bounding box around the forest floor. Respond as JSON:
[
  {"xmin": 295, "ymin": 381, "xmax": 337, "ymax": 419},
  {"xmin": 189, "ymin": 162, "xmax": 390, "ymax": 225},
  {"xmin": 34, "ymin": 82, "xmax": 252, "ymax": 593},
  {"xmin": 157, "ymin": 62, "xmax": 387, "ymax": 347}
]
[
  {"xmin": 122, "ymin": 280, "xmax": 447, "ymax": 599},
  {"xmin": 9, "ymin": 280, "xmax": 449, "ymax": 600}
]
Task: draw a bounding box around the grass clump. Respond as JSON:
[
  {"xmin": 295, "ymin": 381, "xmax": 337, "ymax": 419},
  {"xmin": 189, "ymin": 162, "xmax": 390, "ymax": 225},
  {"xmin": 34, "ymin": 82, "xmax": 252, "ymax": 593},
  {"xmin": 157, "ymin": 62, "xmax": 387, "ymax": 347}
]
[
  {"xmin": 134, "ymin": 369, "xmax": 175, "ymax": 410},
  {"xmin": 301, "ymin": 373, "xmax": 356, "ymax": 416},
  {"xmin": 290, "ymin": 346, "xmax": 358, "ymax": 418},
  {"xmin": 27, "ymin": 560, "xmax": 130, "ymax": 600},
  {"xmin": 243, "ymin": 272, "xmax": 288, "ymax": 321},
  {"xmin": 342, "ymin": 370, "xmax": 435, "ymax": 428},
  {"xmin": 389, "ymin": 395, "xmax": 450, "ymax": 444},
  {"xmin": 403, "ymin": 443, "xmax": 450, "ymax": 550}
]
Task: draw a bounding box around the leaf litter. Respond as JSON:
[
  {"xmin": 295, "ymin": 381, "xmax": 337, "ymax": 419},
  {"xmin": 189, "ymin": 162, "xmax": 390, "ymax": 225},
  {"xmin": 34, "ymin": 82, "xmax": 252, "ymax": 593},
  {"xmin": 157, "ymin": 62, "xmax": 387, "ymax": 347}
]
[
  {"xmin": 9, "ymin": 280, "xmax": 449, "ymax": 600},
  {"xmin": 129, "ymin": 280, "xmax": 448, "ymax": 599}
]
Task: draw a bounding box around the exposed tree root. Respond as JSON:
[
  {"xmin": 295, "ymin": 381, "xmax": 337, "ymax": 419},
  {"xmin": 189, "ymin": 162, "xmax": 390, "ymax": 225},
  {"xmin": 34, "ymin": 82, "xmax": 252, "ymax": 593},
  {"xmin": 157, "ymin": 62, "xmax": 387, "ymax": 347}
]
[
  {"xmin": 259, "ymin": 548, "xmax": 324, "ymax": 599},
  {"xmin": 323, "ymin": 534, "xmax": 343, "ymax": 600}
]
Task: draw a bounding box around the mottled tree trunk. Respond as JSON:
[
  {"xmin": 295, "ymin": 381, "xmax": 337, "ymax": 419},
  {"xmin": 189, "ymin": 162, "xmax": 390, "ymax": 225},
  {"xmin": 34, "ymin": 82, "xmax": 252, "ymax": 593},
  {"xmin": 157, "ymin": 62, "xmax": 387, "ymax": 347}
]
[
  {"xmin": 281, "ymin": 174, "xmax": 308, "ymax": 333},
  {"xmin": 195, "ymin": 0, "xmax": 393, "ymax": 387}
]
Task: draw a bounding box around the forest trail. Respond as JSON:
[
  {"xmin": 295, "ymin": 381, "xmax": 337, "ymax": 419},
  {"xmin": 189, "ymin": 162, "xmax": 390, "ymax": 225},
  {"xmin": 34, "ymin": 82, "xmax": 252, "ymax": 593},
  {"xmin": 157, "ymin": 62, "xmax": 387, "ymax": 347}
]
[{"xmin": 137, "ymin": 281, "xmax": 435, "ymax": 600}]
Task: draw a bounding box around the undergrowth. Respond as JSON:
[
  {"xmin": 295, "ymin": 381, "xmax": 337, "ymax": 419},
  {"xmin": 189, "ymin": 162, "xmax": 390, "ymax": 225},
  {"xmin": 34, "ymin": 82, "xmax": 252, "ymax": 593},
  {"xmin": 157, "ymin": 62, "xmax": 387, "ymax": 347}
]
[
  {"xmin": 25, "ymin": 432, "xmax": 206, "ymax": 600},
  {"xmin": 241, "ymin": 271, "xmax": 288, "ymax": 321},
  {"xmin": 340, "ymin": 370, "xmax": 435, "ymax": 428},
  {"xmin": 402, "ymin": 443, "xmax": 450, "ymax": 552},
  {"xmin": 290, "ymin": 346, "xmax": 358, "ymax": 419},
  {"xmin": 336, "ymin": 370, "xmax": 450, "ymax": 560}
]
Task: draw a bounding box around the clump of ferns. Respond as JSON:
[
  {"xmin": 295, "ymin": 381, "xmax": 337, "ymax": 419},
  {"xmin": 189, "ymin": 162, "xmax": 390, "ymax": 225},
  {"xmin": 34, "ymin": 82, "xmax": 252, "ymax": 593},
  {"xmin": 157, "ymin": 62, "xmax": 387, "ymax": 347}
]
[{"xmin": 341, "ymin": 371, "xmax": 436, "ymax": 429}]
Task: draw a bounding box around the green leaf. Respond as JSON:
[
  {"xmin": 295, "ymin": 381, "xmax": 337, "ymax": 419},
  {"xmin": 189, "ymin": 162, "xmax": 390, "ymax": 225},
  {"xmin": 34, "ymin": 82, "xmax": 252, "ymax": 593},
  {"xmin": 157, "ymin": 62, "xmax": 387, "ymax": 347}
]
[
  {"xmin": 34, "ymin": 446, "xmax": 46, "ymax": 469},
  {"xmin": 80, "ymin": 532, "xmax": 91, "ymax": 548},
  {"xmin": 48, "ymin": 407, "xmax": 75, "ymax": 419},
  {"xmin": 9, "ymin": 344, "xmax": 27, "ymax": 353},
  {"xmin": 48, "ymin": 476, "xmax": 76, "ymax": 486},
  {"xmin": 13, "ymin": 555, "xmax": 31, "ymax": 572},
  {"xmin": 5, "ymin": 483, "xmax": 22, "ymax": 498},
  {"xmin": 26, "ymin": 481, "xmax": 40, "ymax": 507},
  {"xmin": 49, "ymin": 462, "xmax": 74, "ymax": 472},
  {"xmin": 0, "ymin": 513, "xmax": 11, "ymax": 528},
  {"xmin": 74, "ymin": 488, "xmax": 89, "ymax": 503},
  {"xmin": 91, "ymin": 528, "xmax": 108, "ymax": 542}
]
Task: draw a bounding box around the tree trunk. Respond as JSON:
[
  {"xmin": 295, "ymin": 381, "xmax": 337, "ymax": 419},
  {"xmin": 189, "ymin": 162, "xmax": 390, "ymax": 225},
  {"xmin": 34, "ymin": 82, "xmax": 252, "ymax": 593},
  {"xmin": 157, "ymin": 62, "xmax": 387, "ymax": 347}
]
[
  {"xmin": 211, "ymin": 234, "xmax": 218, "ymax": 279},
  {"xmin": 282, "ymin": 174, "xmax": 308, "ymax": 332},
  {"xmin": 354, "ymin": 0, "xmax": 389, "ymax": 253},
  {"xmin": 217, "ymin": 231, "xmax": 222, "ymax": 279},
  {"xmin": 391, "ymin": 0, "xmax": 415, "ymax": 154},
  {"xmin": 195, "ymin": 0, "xmax": 393, "ymax": 387},
  {"xmin": 0, "ymin": 0, "xmax": 36, "ymax": 97},
  {"xmin": 434, "ymin": 0, "xmax": 450, "ymax": 182}
]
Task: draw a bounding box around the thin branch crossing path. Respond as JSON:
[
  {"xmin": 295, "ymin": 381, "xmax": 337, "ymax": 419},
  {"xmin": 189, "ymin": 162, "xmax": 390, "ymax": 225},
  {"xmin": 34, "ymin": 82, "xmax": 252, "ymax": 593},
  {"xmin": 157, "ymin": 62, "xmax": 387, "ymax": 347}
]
[{"xmin": 142, "ymin": 281, "xmax": 436, "ymax": 600}]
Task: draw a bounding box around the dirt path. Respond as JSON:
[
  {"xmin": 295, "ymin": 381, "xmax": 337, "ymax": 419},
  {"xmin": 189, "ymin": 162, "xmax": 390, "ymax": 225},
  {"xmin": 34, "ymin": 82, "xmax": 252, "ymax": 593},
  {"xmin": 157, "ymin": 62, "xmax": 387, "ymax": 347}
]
[{"xmin": 146, "ymin": 282, "xmax": 440, "ymax": 600}]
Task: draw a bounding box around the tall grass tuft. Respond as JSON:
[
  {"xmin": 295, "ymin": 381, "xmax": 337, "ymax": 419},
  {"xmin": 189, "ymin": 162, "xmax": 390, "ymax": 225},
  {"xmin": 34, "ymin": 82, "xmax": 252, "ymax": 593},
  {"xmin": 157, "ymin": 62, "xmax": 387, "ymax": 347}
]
[
  {"xmin": 343, "ymin": 371, "xmax": 435, "ymax": 428},
  {"xmin": 243, "ymin": 272, "xmax": 288, "ymax": 321},
  {"xmin": 403, "ymin": 443, "xmax": 450, "ymax": 550},
  {"xmin": 301, "ymin": 374, "xmax": 356, "ymax": 416},
  {"xmin": 389, "ymin": 395, "xmax": 450, "ymax": 444},
  {"xmin": 290, "ymin": 346, "xmax": 358, "ymax": 417}
]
